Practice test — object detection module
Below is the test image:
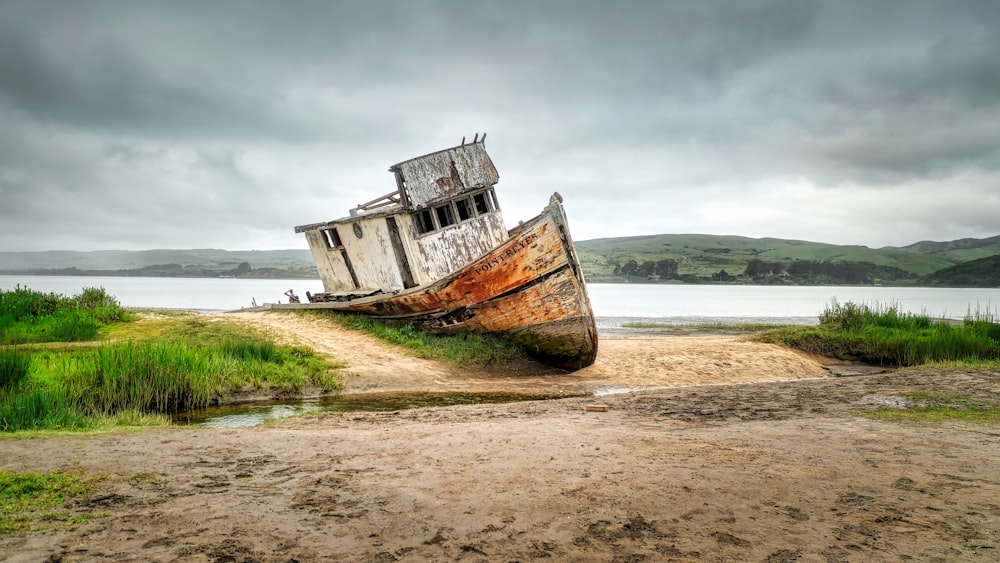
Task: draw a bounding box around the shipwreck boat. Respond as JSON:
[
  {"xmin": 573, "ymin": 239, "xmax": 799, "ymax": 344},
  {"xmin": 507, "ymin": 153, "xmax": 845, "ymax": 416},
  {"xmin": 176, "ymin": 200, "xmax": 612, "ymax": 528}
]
[{"xmin": 285, "ymin": 137, "xmax": 597, "ymax": 370}]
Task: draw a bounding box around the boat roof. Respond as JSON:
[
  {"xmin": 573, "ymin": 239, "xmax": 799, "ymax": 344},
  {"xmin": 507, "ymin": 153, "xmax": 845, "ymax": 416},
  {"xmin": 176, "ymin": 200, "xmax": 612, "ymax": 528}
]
[
  {"xmin": 294, "ymin": 204, "xmax": 403, "ymax": 233},
  {"xmin": 294, "ymin": 136, "xmax": 494, "ymax": 233},
  {"xmin": 388, "ymin": 137, "xmax": 487, "ymax": 172}
]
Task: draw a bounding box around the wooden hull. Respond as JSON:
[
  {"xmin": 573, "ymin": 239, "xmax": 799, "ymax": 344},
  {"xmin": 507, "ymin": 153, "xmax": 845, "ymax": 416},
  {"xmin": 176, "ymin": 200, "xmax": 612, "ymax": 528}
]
[{"xmin": 286, "ymin": 195, "xmax": 598, "ymax": 370}]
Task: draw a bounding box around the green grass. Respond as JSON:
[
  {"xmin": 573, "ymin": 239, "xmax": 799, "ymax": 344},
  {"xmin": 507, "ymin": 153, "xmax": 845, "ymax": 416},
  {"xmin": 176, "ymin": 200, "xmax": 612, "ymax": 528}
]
[
  {"xmin": 0, "ymin": 291, "xmax": 346, "ymax": 433},
  {"xmin": 859, "ymin": 391, "xmax": 1000, "ymax": 423},
  {"xmin": 0, "ymin": 286, "xmax": 133, "ymax": 344},
  {"xmin": 1, "ymin": 337, "xmax": 343, "ymax": 432},
  {"xmin": 755, "ymin": 301, "xmax": 1000, "ymax": 367},
  {"xmin": 0, "ymin": 389, "xmax": 91, "ymax": 432},
  {"xmin": 1, "ymin": 346, "xmax": 31, "ymax": 390},
  {"xmin": 0, "ymin": 470, "xmax": 105, "ymax": 535},
  {"xmin": 314, "ymin": 311, "xmax": 526, "ymax": 367}
]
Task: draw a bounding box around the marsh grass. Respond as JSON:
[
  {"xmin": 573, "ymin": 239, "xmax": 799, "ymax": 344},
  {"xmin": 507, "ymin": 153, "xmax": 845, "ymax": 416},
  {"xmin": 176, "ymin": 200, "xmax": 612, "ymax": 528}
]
[
  {"xmin": 316, "ymin": 311, "xmax": 526, "ymax": 367},
  {"xmin": 1, "ymin": 309, "xmax": 345, "ymax": 432},
  {"xmin": 220, "ymin": 338, "xmax": 280, "ymax": 362},
  {"xmin": 0, "ymin": 346, "xmax": 30, "ymax": 390},
  {"xmin": 860, "ymin": 391, "xmax": 1000, "ymax": 423},
  {"xmin": 755, "ymin": 301, "xmax": 1000, "ymax": 367},
  {"xmin": 0, "ymin": 286, "xmax": 133, "ymax": 345},
  {"xmin": 0, "ymin": 389, "xmax": 90, "ymax": 432},
  {"xmin": 0, "ymin": 469, "xmax": 104, "ymax": 535},
  {"xmin": 63, "ymin": 342, "xmax": 217, "ymax": 414}
]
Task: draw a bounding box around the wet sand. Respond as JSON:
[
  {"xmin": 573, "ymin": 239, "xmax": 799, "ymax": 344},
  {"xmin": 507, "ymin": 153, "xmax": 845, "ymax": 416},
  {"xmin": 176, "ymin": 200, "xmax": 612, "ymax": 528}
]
[{"xmin": 2, "ymin": 311, "xmax": 998, "ymax": 561}]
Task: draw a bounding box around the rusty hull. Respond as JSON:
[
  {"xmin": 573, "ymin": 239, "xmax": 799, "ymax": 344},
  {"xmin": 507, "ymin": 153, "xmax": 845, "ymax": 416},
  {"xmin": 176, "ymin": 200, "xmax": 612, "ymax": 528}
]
[{"xmin": 306, "ymin": 195, "xmax": 598, "ymax": 370}]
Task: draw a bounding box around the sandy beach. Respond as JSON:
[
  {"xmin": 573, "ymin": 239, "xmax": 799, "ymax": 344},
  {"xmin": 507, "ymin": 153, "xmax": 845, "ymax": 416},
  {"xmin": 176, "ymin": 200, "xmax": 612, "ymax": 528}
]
[{"xmin": 2, "ymin": 311, "xmax": 998, "ymax": 562}]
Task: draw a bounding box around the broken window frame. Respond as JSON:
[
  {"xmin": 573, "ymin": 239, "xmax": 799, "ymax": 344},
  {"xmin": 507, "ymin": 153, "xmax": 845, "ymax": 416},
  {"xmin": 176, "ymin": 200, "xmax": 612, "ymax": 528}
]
[
  {"xmin": 411, "ymin": 188, "xmax": 500, "ymax": 238},
  {"xmin": 472, "ymin": 192, "xmax": 490, "ymax": 215},
  {"xmin": 414, "ymin": 209, "xmax": 436, "ymax": 235},
  {"xmin": 455, "ymin": 197, "xmax": 474, "ymax": 221},
  {"xmin": 435, "ymin": 202, "xmax": 457, "ymax": 228},
  {"xmin": 322, "ymin": 228, "xmax": 343, "ymax": 249}
]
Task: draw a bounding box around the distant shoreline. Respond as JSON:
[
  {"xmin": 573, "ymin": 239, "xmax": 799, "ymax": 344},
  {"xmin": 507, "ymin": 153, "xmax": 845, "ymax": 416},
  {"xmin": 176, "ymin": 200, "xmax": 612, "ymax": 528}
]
[
  {"xmin": 0, "ymin": 269, "xmax": 980, "ymax": 288},
  {"xmin": 0, "ymin": 268, "xmax": 318, "ymax": 280}
]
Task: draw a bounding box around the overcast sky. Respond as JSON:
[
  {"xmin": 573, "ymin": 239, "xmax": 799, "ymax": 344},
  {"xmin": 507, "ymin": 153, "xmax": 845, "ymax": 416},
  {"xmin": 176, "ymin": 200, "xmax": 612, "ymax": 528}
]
[{"xmin": 1, "ymin": 0, "xmax": 998, "ymax": 253}]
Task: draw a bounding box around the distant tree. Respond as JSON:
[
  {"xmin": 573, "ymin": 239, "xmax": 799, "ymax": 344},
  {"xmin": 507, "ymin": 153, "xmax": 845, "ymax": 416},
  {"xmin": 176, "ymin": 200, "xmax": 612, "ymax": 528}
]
[
  {"xmin": 621, "ymin": 260, "xmax": 639, "ymax": 277},
  {"xmin": 712, "ymin": 269, "xmax": 736, "ymax": 282},
  {"xmin": 234, "ymin": 262, "xmax": 252, "ymax": 277},
  {"xmin": 638, "ymin": 260, "xmax": 657, "ymax": 277},
  {"xmin": 654, "ymin": 259, "xmax": 678, "ymax": 279},
  {"xmin": 744, "ymin": 259, "xmax": 784, "ymax": 278}
]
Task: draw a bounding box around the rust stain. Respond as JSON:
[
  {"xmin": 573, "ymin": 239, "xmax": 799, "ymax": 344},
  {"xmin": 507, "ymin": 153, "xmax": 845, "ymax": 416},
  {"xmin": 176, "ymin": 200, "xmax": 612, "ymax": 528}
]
[
  {"xmin": 396, "ymin": 143, "xmax": 498, "ymax": 208},
  {"xmin": 432, "ymin": 160, "xmax": 467, "ymax": 197}
]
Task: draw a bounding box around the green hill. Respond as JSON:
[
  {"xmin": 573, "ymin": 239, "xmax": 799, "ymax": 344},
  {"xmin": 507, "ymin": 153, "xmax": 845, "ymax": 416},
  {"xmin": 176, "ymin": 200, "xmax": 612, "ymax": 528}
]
[
  {"xmin": 921, "ymin": 254, "xmax": 1000, "ymax": 287},
  {"xmin": 0, "ymin": 249, "xmax": 317, "ymax": 279},
  {"xmin": 575, "ymin": 234, "xmax": 1000, "ymax": 285},
  {"xmin": 887, "ymin": 235, "xmax": 1000, "ymax": 263}
]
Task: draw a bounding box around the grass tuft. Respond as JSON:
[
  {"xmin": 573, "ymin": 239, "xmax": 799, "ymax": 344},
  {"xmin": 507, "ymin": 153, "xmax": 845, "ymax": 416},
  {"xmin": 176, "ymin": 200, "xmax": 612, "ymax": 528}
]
[
  {"xmin": 0, "ymin": 470, "xmax": 104, "ymax": 535},
  {"xmin": 0, "ymin": 389, "xmax": 91, "ymax": 432},
  {"xmin": 315, "ymin": 311, "xmax": 526, "ymax": 367},
  {"xmin": 220, "ymin": 338, "xmax": 280, "ymax": 363},
  {"xmin": 755, "ymin": 300, "xmax": 1000, "ymax": 367},
  {"xmin": 859, "ymin": 391, "xmax": 1000, "ymax": 423},
  {"xmin": 0, "ymin": 286, "xmax": 133, "ymax": 345},
  {"xmin": 0, "ymin": 347, "xmax": 31, "ymax": 390}
]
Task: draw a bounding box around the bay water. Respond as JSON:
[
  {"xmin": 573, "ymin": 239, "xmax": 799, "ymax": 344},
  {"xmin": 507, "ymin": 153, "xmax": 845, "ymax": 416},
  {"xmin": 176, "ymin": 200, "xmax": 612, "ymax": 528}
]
[{"xmin": 2, "ymin": 274, "xmax": 998, "ymax": 325}]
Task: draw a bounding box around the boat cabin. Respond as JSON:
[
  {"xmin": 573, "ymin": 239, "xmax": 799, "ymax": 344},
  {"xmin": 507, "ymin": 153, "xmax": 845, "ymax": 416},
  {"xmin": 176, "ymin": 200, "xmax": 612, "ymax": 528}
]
[{"xmin": 295, "ymin": 140, "xmax": 508, "ymax": 297}]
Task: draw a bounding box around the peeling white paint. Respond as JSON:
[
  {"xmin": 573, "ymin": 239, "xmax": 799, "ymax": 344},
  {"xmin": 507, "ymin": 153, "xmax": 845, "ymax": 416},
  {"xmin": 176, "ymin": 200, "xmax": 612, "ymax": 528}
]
[
  {"xmin": 394, "ymin": 143, "xmax": 498, "ymax": 208},
  {"xmin": 400, "ymin": 213, "xmax": 507, "ymax": 284}
]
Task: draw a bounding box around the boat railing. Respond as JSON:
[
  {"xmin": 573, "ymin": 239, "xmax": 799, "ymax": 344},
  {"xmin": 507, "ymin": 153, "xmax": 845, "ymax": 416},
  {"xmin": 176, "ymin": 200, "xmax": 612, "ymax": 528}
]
[{"xmin": 351, "ymin": 190, "xmax": 402, "ymax": 216}]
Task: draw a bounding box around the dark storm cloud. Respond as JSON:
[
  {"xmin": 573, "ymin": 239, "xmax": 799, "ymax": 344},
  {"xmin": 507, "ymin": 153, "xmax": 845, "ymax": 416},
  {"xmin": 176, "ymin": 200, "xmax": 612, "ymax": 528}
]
[
  {"xmin": 1, "ymin": 0, "xmax": 998, "ymax": 252},
  {"xmin": 0, "ymin": 9, "xmax": 333, "ymax": 142}
]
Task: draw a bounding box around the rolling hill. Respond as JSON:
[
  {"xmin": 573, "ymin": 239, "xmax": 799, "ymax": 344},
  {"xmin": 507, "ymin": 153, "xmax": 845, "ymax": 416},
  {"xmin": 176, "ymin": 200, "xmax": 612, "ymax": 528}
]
[
  {"xmin": 2, "ymin": 234, "xmax": 998, "ymax": 286},
  {"xmin": 0, "ymin": 249, "xmax": 317, "ymax": 279},
  {"xmin": 574, "ymin": 233, "xmax": 1000, "ymax": 285},
  {"xmin": 921, "ymin": 254, "xmax": 1000, "ymax": 287}
]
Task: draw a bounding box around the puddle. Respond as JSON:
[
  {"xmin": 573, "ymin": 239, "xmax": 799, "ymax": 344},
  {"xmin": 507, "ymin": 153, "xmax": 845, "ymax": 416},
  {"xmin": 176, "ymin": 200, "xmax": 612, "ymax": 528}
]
[
  {"xmin": 173, "ymin": 391, "xmax": 581, "ymax": 428},
  {"xmin": 593, "ymin": 386, "xmax": 644, "ymax": 397}
]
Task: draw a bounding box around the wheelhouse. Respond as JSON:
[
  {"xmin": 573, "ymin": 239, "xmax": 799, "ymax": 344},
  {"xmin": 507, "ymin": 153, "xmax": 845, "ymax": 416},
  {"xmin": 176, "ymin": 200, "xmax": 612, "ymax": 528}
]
[{"xmin": 295, "ymin": 140, "xmax": 508, "ymax": 295}]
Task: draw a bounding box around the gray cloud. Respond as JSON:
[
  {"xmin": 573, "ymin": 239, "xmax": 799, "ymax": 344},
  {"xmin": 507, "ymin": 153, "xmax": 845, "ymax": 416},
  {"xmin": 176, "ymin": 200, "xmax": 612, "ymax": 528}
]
[{"xmin": 1, "ymin": 0, "xmax": 999, "ymax": 253}]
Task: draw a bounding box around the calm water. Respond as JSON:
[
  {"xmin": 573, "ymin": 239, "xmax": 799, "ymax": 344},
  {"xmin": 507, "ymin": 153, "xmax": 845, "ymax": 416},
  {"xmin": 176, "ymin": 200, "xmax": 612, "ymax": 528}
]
[
  {"xmin": 174, "ymin": 392, "xmax": 570, "ymax": 428},
  {"xmin": 0, "ymin": 275, "xmax": 325, "ymax": 311},
  {"xmin": 588, "ymin": 283, "xmax": 1000, "ymax": 327},
  {"xmin": 2, "ymin": 274, "xmax": 998, "ymax": 324}
]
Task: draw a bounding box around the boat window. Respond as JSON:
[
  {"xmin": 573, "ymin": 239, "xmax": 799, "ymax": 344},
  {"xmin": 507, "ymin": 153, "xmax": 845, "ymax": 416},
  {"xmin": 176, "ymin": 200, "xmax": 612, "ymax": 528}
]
[
  {"xmin": 489, "ymin": 189, "xmax": 500, "ymax": 211},
  {"xmin": 322, "ymin": 228, "xmax": 342, "ymax": 249},
  {"xmin": 435, "ymin": 203, "xmax": 456, "ymax": 228},
  {"xmin": 456, "ymin": 197, "xmax": 474, "ymax": 221},
  {"xmin": 415, "ymin": 209, "xmax": 436, "ymax": 235},
  {"xmin": 473, "ymin": 192, "xmax": 490, "ymax": 215},
  {"xmin": 413, "ymin": 190, "xmax": 502, "ymax": 237}
]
